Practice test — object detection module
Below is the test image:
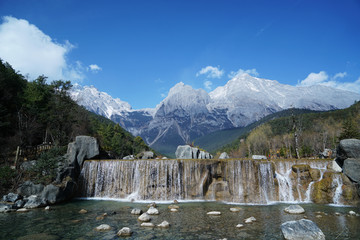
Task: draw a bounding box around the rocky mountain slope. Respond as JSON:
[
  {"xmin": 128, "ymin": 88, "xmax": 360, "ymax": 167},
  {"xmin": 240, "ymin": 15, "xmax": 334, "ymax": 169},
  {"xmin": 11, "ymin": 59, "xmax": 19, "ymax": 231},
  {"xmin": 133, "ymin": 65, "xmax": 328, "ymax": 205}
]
[{"xmin": 70, "ymin": 74, "xmax": 360, "ymax": 156}]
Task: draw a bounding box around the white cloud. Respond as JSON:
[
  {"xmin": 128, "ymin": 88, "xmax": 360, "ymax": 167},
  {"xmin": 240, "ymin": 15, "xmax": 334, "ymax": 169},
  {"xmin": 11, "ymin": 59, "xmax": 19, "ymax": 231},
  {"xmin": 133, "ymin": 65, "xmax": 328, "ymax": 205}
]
[
  {"xmin": 88, "ymin": 64, "xmax": 102, "ymax": 73},
  {"xmin": 298, "ymin": 71, "xmax": 360, "ymax": 93},
  {"xmin": 228, "ymin": 68, "xmax": 259, "ymax": 78},
  {"xmin": 298, "ymin": 71, "xmax": 329, "ymax": 86},
  {"xmin": 196, "ymin": 66, "xmax": 224, "ymax": 79},
  {"xmin": 0, "ymin": 16, "xmax": 84, "ymax": 81},
  {"xmin": 333, "ymin": 72, "xmax": 347, "ymax": 80},
  {"xmin": 204, "ymin": 80, "xmax": 213, "ymax": 91}
]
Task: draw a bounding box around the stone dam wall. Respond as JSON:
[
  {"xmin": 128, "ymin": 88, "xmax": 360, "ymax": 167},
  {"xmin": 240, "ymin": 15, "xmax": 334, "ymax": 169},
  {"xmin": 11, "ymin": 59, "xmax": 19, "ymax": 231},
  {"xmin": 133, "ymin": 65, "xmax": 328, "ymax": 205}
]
[{"xmin": 77, "ymin": 159, "xmax": 359, "ymax": 205}]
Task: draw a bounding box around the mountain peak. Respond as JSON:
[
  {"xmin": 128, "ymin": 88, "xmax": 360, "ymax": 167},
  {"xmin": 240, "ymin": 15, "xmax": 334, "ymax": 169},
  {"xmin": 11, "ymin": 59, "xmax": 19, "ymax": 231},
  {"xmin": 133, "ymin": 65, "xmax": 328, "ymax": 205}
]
[{"xmin": 69, "ymin": 84, "xmax": 132, "ymax": 118}]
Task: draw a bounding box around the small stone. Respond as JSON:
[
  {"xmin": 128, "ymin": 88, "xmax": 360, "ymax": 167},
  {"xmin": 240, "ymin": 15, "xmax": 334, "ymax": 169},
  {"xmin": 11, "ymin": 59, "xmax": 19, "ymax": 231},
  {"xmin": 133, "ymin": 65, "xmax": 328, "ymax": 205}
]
[
  {"xmin": 45, "ymin": 206, "xmax": 50, "ymax": 211},
  {"xmin": 236, "ymin": 224, "xmax": 244, "ymax": 228},
  {"xmin": 245, "ymin": 216, "xmax": 256, "ymax": 223},
  {"xmin": 131, "ymin": 208, "xmax": 143, "ymax": 215},
  {"xmin": 335, "ymin": 212, "xmax": 341, "ymax": 216},
  {"xmin": 316, "ymin": 215, "xmax": 322, "ymax": 218},
  {"xmin": 95, "ymin": 224, "xmax": 111, "ymax": 231},
  {"xmin": 147, "ymin": 202, "xmax": 157, "ymax": 208},
  {"xmin": 173, "ymin": 200, "xmax": 178, "ymax": 204},
  {"xmin": 138, "ymin": 213, "xmax": 151, "ymax": 222},
  {"xmin": 284, "ymin": 205, "xmax": 305, "ymax": 214},
  {"xmin": 103, "ymin": 213, "xmax": 108, "ymax": 216},
  {"xmin": 349, "ymin": 210, "xmax": 356, "ymax": 216},
  {"xmin": 230, "ymin": 207, "xmax": 242, "ymax": 212},
  {"xmin": 147, "ymin": 206, "xmax": 159, "ymax": 215},
  {"xmin": 96, "ymin": 216, "xmax": 104, "ymax": 220},
  {"xmin": 117, "ymin": 227, "xmax": 132, "ymax": 236},
  {"xmin": 170, "ymin": 208, "xmax": 178, "ymax": 212},
  {"xmin": 168, "ymin": 205, "xmax": 179, "ymax": 209},
  {"xmin": 79, "ymin": 209, "xmax": 87, "ymax": 214},
  {"xmin": 141, "ymin": 222, "xmax": 155, "ymax": 227},
  {"xmin": 16, "ymin": 208, "xmax": 29, "ymax": 212},
  {"xmin": 157, "ymin": 221, "xmax": 170, "ymax": 228},
  {"xmin": 207, "ymin": 211, "xmax": 221, "ymax": 216}
]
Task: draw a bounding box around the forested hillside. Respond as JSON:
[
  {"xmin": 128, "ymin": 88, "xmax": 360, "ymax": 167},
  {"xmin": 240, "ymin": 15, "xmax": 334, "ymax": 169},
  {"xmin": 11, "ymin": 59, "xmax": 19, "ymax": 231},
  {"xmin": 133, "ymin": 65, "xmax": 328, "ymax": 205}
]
[
  {"xmin": 194, "ymin": 108, "xmax": 317, "ymax": 153},
  {"xmin": 218, "ymin": 102, "xmax": 360, "ymax": 158},
  {"xmin": 0, "ymin": 60, "xmax": 149, "ymax": 194}
]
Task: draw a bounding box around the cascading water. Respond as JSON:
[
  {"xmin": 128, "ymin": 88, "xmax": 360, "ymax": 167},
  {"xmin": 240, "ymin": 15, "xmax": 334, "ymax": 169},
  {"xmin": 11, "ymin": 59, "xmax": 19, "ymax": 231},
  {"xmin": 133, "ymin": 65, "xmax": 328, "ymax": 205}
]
[
  {"xmin": 332, "ymin": 174, "xmax": 343, "ymax": 205},
  {"xmin": 78, "ymin": 158, "xmax": 348, "ymax": 204}
]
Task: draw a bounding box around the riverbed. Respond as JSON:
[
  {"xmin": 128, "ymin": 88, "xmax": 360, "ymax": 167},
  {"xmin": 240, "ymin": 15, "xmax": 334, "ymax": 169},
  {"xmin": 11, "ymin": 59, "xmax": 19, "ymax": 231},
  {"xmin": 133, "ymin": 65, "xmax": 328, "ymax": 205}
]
[{"xmin": 1, "ymin": 200, "xmax": 359, "ymax": 239}]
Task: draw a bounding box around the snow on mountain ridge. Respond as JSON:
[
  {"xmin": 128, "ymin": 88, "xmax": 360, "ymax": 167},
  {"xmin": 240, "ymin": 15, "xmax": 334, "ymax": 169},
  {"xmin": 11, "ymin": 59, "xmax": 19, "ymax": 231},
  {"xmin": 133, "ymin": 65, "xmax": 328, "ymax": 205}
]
[
  {"xmin": 69, "ymin": 75, "xmax": 360, "ymax": 156},
  {"xmin": 70, "ymin": 84, "xmax": 132, "ymax": 118}
]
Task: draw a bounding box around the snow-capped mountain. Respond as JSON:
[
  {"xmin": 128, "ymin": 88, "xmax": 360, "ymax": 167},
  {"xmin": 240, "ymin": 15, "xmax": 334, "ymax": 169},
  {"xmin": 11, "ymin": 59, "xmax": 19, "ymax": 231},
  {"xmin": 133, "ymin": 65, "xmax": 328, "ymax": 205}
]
[
  {"xmin": 69, "ymin": 74, "xmax": 360, "ymax": 156},
  {"xmin": 70, "ymin": 84, "xmax": 133, "ymax": 118}
]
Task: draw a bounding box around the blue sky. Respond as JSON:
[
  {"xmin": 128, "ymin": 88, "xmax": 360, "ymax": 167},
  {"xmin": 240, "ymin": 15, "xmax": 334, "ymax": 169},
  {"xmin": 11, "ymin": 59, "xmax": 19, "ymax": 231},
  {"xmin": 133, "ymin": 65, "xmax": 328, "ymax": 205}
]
[{"xmin": 0, "ymin": 0, "xmax": 360, "ymax": 109}]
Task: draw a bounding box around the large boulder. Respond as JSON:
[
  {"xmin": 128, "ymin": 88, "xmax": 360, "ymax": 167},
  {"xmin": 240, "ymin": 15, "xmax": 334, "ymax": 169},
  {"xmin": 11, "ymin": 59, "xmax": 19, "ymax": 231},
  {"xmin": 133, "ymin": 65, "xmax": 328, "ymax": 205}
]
[
  {"xmin": 284, "ymin": 205, "xmax": 305, "ymax": 214},
  {"xmin": 2, "ymin": 193, "xmax": 21, "ymax": 203},
  {"xmin": 175, "ymin": 145, "xmax": 212, "ymax": 159},
  {"xmin": 17, "ymin": 181, "xmax": 44, "ymax": 197},
  {"xmin": 252, "ymin": 155, "xmax": 267, "ymax": 160},
  {"xmin": 66, "ymin": 136, "xmax": 99, "ymax": 167},
  {"xmin": 343, "ymin": 158, "xmax": 360, "ymax": 182},
  {"xmin": 0, "ymin": 203, "xmax": 12, "ymax": 213},
  {"xmin": 219, "ymin": 152, "xmax": 229, "ymax": 159},
  {"xmin": 335, "ymin": 139, "xmax": 360, "ymax": 167},
  {"xmin": 24, "ymin": 195, "xmax": 46, "ymax": 209},
  {"xmin": 141, "ymin": 151, "xmax": 154, "ymax": 159},
  {"xmin": 281, "ymin": 219, "xmax": 325, "ymax": 240},
  {"xmin": 175, "ymin": 145, "xmax": 193, "ymax": 159}
]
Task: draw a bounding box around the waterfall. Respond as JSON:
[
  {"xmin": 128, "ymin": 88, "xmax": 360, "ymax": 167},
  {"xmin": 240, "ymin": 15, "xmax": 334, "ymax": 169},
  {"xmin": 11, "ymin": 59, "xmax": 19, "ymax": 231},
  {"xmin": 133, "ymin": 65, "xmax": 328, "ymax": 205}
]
[
  {"xmin": 332, "ymin": 174, "xmax": 343, "ymax": 205},
  {"xmin": 78, "ymin": 158, "xmax": 338, "ymax": 204}
]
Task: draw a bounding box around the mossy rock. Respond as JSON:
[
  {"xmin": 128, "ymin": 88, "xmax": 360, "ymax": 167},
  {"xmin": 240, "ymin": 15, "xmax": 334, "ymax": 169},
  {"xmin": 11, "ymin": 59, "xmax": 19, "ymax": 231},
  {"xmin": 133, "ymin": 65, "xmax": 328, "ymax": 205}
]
[
  {"xmin": 309, "ymin": 168, "xmax": 321, "ymax": 181},
  {"xmin": 292, "ymin": 164, "xmax": 310, "ymax": 173}
]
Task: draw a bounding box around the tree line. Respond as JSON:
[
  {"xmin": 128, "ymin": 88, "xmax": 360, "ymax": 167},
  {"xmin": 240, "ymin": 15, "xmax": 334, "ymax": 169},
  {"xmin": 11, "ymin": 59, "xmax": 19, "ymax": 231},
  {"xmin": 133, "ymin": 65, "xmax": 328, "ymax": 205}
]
[
  {"xmin": 219, "ymin": 102, "xmax": 360, "ymax": 159},
  {"xmin": 0, "ymin": 59, "xmax": 150, "ymax": 163}
]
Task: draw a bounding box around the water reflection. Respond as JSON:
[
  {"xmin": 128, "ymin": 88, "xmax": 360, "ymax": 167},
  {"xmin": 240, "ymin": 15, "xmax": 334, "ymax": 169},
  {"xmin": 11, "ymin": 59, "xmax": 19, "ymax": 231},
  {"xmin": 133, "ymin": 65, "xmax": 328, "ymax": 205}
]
[{"xmin": 0, "ymin": 200, "xmax": 359, "ymax": 240}]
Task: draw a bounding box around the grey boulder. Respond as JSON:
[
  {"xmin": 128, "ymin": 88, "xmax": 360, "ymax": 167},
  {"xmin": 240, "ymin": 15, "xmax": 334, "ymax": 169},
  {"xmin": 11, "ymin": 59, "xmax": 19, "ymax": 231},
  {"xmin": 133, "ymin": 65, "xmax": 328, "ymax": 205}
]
[
  {"xmin": 3, "ymin": 192, "xmax": 21, "ymax": 203},
  {"xmin": 281, "ymin": 219, "xmax": 325, "ymax": 240},
  {"xmin": 24, "ymin": 195, "xmax": 46, "ymax": 209},
  {"xmin": 17, "ymin": 181, "xmax": 44, "ymax": 197},
  {"xmin": 336, "ymin": 139, "xmax": 360, "ymax": 167},
  {"xmin": 219, "ymin": 152, "xmax": 229, "ymax": 159},
  {"xmin": 343, "ymin": 158, "xmax": 360, "ymax": 182},
  {"xmin": 66, "ymin": 136, "xmax": 99, "ymax": 167},
  {"xmin": 284, "ymin": 205, "xmax": 305, "ymax": 214}
]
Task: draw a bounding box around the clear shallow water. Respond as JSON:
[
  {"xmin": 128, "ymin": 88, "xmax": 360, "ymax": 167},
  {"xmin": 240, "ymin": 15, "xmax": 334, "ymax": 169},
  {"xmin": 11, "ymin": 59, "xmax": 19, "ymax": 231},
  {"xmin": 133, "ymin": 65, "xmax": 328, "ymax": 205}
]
[{"xmin": 0, "ymin": 200, "xmax": 359, "ymax": 240}]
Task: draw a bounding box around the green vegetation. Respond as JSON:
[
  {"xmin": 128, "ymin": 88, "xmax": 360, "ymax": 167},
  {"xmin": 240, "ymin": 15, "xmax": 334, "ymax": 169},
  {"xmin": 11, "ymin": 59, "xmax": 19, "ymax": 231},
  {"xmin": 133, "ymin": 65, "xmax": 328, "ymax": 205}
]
[
  {"xmin": 217, "ymin": 102, "xmax": 360, "ymax": 158},
  {"xmin": 194, "ymin": 109, "xmax": 317, "ymax": 153},
  {"xmin": 0, "ymin": 59, "xmax": 151, "ymax": 194}
]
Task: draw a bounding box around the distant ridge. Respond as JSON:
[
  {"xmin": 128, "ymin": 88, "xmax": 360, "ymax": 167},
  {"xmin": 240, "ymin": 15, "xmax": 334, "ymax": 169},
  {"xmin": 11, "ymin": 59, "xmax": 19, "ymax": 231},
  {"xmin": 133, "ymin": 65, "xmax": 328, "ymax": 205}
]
[{"xmin": 70, "ymin": 73, "xmax": 360, "ymax": 156}]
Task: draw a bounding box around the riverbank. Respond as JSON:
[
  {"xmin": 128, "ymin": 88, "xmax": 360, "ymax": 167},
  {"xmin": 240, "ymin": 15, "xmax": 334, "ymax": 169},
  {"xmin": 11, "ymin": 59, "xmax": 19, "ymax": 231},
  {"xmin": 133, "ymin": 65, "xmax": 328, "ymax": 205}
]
[{"xmin": 1, "ymin": 200, "xmax": 359, "ymax": 239}]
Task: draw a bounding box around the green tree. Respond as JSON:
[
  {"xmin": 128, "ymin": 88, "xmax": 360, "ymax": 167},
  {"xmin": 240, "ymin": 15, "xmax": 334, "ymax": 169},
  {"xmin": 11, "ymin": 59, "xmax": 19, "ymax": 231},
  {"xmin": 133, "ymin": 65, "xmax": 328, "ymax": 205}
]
[{"xmin": 339, "ymin": 118, "xmax": 360, "ymax": 140}]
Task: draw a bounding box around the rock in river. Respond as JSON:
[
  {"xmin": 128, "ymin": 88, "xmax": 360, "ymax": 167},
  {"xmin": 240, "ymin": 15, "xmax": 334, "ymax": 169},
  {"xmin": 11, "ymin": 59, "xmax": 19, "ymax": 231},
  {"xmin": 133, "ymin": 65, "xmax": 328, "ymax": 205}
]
[
  {"xmin": 284, "ymin": 205, "xmax": 305, "ymax": 214},
  {"xmin": 117, "ymin": 227, "xmax": 132, "ymax": 236},
  {"xmin": 138, "ymin": 213, "xmax": 151, "ymax": 222},
  {"xmin": 281, "ymin": 219, "xmax": 325, "ymax": 240},
  {"xmin": 147, "ymin": 206, "xmax": 159, "ymax": 215},
  {"xmin": 131, "ymin": 208, "xmax": 143, "ymax": 215}
]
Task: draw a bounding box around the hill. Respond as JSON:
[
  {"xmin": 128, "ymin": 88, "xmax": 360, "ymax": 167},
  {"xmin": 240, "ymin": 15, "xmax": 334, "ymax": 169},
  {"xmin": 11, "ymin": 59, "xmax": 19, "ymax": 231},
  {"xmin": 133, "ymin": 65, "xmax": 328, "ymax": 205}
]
[
  {"xmin": 0, "ymin": 59, "xmax": 150, "ymax": 195},
  {"xmin": 194, "ymin": 108, "xmax": 317, "ymax": 153},
  {"xmin": 217, "ymin": 101, "xmax": 360, "ymax": 158}
]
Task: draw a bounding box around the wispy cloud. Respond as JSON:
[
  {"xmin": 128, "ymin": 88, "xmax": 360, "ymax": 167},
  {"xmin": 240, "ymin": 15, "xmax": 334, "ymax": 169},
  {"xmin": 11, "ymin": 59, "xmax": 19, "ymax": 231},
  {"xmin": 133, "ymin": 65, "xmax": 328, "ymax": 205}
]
[
  {"xmin": 298, "ymin": 71, "xmax": 360, "ymax": 93},
  {"xmin": 196, "ymin": 66, "xmax": 224, "ymax": 79},
  {"xmin": 88, "ymin": 64, "xmax": 102, "ymax": 73},
  {"xmin": 0, "ymin": 16, "xmax": 84, "ymax": 81},
  {"xmin": 228, "ymin": 68, "xmax": 259, "ymax": 78},
  {"xmin": 204, "ymin": 80, "xmax": 213, "ymax": 91}
]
